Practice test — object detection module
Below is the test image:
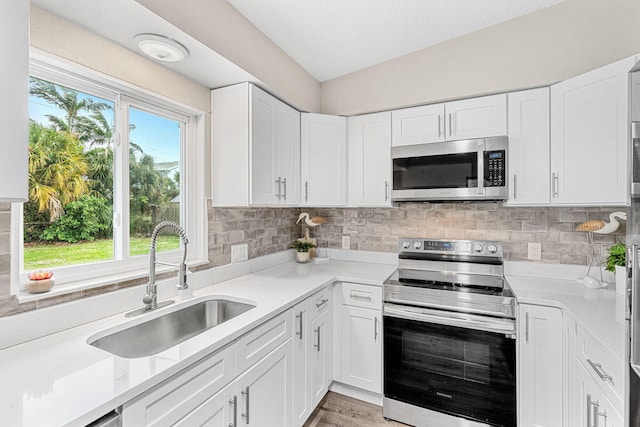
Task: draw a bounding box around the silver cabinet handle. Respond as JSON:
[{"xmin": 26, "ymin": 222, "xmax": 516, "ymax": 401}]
[
  {"xmin": 296, "ymin": 311, "xmax": 303, "ymax": 339},
  {"xmin": 304, "ymin": 181, "xmax": 309, "ymax": 202},
  {"xmin": 437, "ymin": 114, "xmax": 442, "ymax": 138},
  {"xmin": 350, "ymin": 293, "xmax": 372, "ymax": 301},
  {"xmin": 587, "ymin": 394, "xmax": 596, "ymax": 427},
  {"xmin": 385, "ymin": 181, "xmax": 389, "ymax": 202},
  {"xmin": 374, "ymin": 316, "xmax": 379, "ymax": 341},
  {"xmin": 513, "ymin": 174, "xmax": 517, "ymax": 200},
  {"xmin": 229, "ymin": 395, "xmax": 237, "ymax": 427},
  {"xmin": 587, "ymin": 359, "xmax": 615, "ymax": 385},
  {"xmin": 275, "ymin": 177, "xmax": 282, "ymax": 200},
  {"xmin": 241, "ymin": 387, "xmax": 250, "ymax": 424},
  {"xmin": 282, "ymin": 177, "xmax": 287, "ymax": 201},
  {"xmin": 448, "ymin": 113, "xmax": 453, "ymax": 136},
  {"xmin": 552, "ymin": 172, "xmax": 559, "ymax": 198},
  {"xmin": 525, "ymin": 312, "xmax": 530, "ymax": 343},
  {"xmin": 315, "ymin": 298, "xmax": 329, "ymax": 309},
  {"xmin": 314, "ymin": 326, "xmax": 321, "ymax": 351}
]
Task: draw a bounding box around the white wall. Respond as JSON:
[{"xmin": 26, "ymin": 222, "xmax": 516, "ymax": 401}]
[{"xmin": 320, "ymin": 0, "xmax": 640, "ymax": 115}]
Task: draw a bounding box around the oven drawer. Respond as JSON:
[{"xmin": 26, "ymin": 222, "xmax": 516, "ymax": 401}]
[
  {"xmin": 341, "ymin": 282, "xmax": 382, "ymax": 309},
  {"xmin": 576, "ymin": 324, "xmax": 623, "ymax": 411}
]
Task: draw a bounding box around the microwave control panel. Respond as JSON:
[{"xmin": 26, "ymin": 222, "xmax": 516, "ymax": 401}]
[{"xmin": 485, "ymin": 150, "xmax": 505, "ymax": 187}]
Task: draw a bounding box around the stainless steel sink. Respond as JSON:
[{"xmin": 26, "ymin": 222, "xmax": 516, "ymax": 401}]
[{"xmin": 89, "ymin": 299, "xmax": 255, "ymax": 358}]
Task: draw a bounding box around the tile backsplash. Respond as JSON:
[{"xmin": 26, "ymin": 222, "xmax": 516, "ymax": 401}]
[{"xmin": 0, "ymin": 201, "xmax": 627, "ymax": 318}]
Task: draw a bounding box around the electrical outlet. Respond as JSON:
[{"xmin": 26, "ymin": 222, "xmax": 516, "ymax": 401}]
[
  {"xmin": 231, "ymin": 244, "xmax": 248, "ymax": 263},
  {"xmin": 342, "ymin": 235, "xmax": 351, "ymax": 250},
  {"xmin": 527, "ymin": 242, "xmax": 542, "ymax": 260}
]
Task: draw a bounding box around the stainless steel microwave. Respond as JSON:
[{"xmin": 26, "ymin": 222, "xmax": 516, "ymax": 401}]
[{"xmin": 391, "ymin": 136, "xmax": 508, "ymax": 202}]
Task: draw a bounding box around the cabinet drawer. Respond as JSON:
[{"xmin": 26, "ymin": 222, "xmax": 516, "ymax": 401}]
[
  {"xmin": 341, "ymin": 282, "xmax": 382, "ymax": 309},
  {"xmin": 122, "ymin": 343, "xmax": 236, "ymax": 426},
  {"xmin": 236, "ymin": 308, "xmax": 292, "ymax": 374},
  {"xmin": 311, "ymin": 286, "xmax": 331, "ymax": 316},
  {"xmin": 576, "ymin": 325, "xmax": 624, "ymax": 410}
]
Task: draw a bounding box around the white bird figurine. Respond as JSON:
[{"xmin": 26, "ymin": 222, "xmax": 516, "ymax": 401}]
[
  {"xmin": 575, "ymin": 211, "xmax": 627, "ymax": 234},
  {"xmin": 296, "ymin": 212, "xmax": 327, "ymax": 227}
]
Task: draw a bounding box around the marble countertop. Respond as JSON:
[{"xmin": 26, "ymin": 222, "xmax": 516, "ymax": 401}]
[{"xmin": 0, "ymin": 260, "xmax": 396, "ymax": 427}]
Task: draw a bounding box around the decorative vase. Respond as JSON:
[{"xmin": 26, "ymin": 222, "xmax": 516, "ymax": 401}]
[
  {"xmin": 615, "ymin": 265, "xmax": 627, "ymax": 296},
  {"xmin": 25, "ymin": 278, "xmax": 55, "ymax": 294},
  {"xmin": 295, "ymin": 251, "xmax": 310, "ymax": 264}
]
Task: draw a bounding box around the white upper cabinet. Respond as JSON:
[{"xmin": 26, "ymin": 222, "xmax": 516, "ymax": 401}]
[
  {"xmin": 507, "ymin": 88, "xmax": 551, "ymax": 205},
  {"xmin": 550, "ymin": 56, "xmax": 635, "ymax": 205},
  {"xmin": 348, "ymin": 112, "xmax": 392, "ymax": 207},
  {"xmin": 391, "ymin": 103, "xmax": 445, "ymax": 146},
  {"xmin": 0, "ymin": 0, "xmax": 28, "ymax": 202},
  {"xmin": 301, "ymin": 113, "xmax": 347, "ymax": 206},
  {"xmin": 391, "ymin": 94, "xmax": 507, "ymax": 147},
  {"xmin": 212, "ymin": 83, "xmax": 300, "ymax": 206}
]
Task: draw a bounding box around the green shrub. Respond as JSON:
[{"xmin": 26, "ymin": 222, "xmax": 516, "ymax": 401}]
[{"xmin": 40, "ymin": 195, "xmax": 112, "ymax": 243}]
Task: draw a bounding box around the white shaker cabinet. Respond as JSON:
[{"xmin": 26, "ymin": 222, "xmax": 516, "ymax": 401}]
[
  {"xmin": 301, "ymin": 113, "xmax": 347, "ymax": 206},
  {"xmin": 212, "ymin": 83, "xmax": 300, "ymax": 206},
  {"xmin": 507, "ymin": 88, "xmax": 551, "ymax": 205},
  {"xmin": 574, "ymin": 360, "xmax": 623, "ymax": 427},
  {"xmin": 348, "ymin": 112, "xmax": 392, "ymax": 207},
  {"xmin": 391, "ymin": 94, "xmax": 507, "ymax": 147},
  {"xmin": 518, "ymin": 304, "xmax": 563, "ymax": 427},
  {"xmin": 550, "ymin": 56, "xmax": 635, "ymax": 205},
  {"xmin": 0, "ymin": 0, "xmax": 28, "ymax": 201}
]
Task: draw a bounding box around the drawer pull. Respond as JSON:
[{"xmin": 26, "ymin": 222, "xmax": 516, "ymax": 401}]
[
  {"xmin": 587, "ymin": 358, "xmax": 615, "ymax": 385},
  {"xmin": 315, "ymin": 298, "xmax": 329, "ymax": 309},
  {"xmin": 350, "ymin": 293, "xmax": 372, "ymax": 301}
]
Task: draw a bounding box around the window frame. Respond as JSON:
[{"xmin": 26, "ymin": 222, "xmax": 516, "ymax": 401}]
[{"xmin": 11, "ymin": 50, "xmax": 208, "ymax": 300}]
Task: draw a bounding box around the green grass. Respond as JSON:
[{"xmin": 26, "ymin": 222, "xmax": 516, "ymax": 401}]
[{"xmin": 23, "ymin": 235, "xmax": 181, "ymax": 270}]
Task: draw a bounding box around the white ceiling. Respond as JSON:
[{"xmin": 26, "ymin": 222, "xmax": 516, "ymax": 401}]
[{"xmin": 226, "ymin": 0, "xmax": 566, "ymax": 82}]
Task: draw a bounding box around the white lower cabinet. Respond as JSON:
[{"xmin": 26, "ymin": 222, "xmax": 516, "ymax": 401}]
[
  {"xmin": 310, "ymin": 307, "xmax": 332, "ymax": 407},
  {"xmin": 574, "ymin": 359, "xmax": 623, "ymax": 427},
  {"xmin": 174, "ymin": 381, "xmax": 236, "ymax": 427},
  {"xmin": 518, "ymin": 304, "xmax": 563, "ymax": 427}
]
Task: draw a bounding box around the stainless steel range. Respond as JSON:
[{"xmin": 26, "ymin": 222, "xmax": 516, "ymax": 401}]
[{"xmin": 382, "ymin": 238, "xmax": 517, "ymax": 427}]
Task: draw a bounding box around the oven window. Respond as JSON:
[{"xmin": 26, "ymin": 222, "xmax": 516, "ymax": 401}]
[
  {"xmin": 393, "ymin": 152, "xmax": 477, "ymax": 190},
  {"xmin": 384, "ymin": 315, "xmax": 516, "ymax": 427}
]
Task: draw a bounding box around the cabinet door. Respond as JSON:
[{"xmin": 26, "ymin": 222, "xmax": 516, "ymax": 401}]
[
  {"xmin": 391, "ymin": 103, "xmax": 445, "ymax": 146},
  {"xmin": 292, "ymin": 297, "xmax": 314, "ymax": 426},
  {"xmin": 250, "ymin": 85, "xmax": 279, "ymax": 205},
  {"xmin": 301, "ymin": 113, "xmax": 347, "ymax": 206},
  {"xmin": 174, "ymin": 381, "xmax": 236, "ymax": 427},
  {"xmin": 575, "ymin": 360, "xmax": 624, "ymax": 427},
  {"xmin": 0, "ymin": 0, "xmax": 28, "ymax": 202},
  {"xmin": 550, "ymin": 56, "xmax": 635, "ymax": 205},
  {"xmin": 235, "ymin": 339, "xmax": 293, "ymax": 427},
  {"xmin": 518, "ymin": 304, "xmax": 563, "ymax": 427},
  {"xmin": 340, "ymin": 305, "xmax": 381, "ymax": 393},
  {"xmin": 507, "ymin": 88, "xmax": 551, "ymax": 205},
  {"xmin": 310, "ymin": 306, "xmax": 332, "ymax": 408},
  {"xmin": 277, "ymin": 102, "xmax": 301, "ymax": 205},
  {"xmin": 348, "ymin": 112, "xmax": 392, "ymax": 207},
  {"xmin": 445, "ymin": 94, "xmax": 507, "ymax": 141}
]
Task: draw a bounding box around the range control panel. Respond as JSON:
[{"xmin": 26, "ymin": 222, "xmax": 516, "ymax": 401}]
[{"xmin": 398, "ymin": 238, "xmax": 503, "ymax": 258}]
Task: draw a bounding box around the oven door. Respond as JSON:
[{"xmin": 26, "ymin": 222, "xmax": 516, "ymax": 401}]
[
  {"xmin": 383, "ymin": 304, "xmax": 516, "ymax": 427},
  {"xmin": 391, "ymin": 136, "xmax": 507, "ymax": 202}
]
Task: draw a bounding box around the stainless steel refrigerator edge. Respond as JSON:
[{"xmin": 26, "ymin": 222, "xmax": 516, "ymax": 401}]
[{"xmin": 626, "ymin": 60, "xmax": 640, "ymax": 427}]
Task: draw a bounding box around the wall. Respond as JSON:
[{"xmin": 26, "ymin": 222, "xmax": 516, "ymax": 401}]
[
  {"xmin": 306, "ymin": 203, "xmax": 625, "ymax": 265},
  {"xmin": 320, "ymin": 0, "xmax": 640, "ymax": 115}
]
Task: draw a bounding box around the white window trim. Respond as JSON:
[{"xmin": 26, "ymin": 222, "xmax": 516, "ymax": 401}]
[{"xmin": 12, "ymin": 50, "xmax": 208, "ymax": 301}]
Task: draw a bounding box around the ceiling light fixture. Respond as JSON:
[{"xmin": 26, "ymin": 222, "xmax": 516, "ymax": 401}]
[{"xmin": 133, "ymin": 34, "xmax": 189, "ymax": 63}]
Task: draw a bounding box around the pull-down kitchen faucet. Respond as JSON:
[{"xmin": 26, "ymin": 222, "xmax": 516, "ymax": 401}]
[{"xmin": 126, "ymin": 221, "xmax": 189, "ymax": 317}]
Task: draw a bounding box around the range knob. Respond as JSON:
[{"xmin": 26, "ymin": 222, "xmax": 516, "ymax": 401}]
[
  {"xmin": 414, "ymin": 241, "xmax": 422, "ymax": 250},
  {"xmin": 487, "ymin": 244, "xmax": 498, "ymax": 254},
  {"xmin": 402, "ymin": 240, "xmax": 411, "ymax": 249},
  {"xmin": 473, "ymin": 243, "xmax": 484, "ymax": 253}
]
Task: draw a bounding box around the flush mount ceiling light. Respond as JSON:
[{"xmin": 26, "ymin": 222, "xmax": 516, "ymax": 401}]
[{"xmin": 133, "ymin": 34, "xmax": 189, "ymax": 62}]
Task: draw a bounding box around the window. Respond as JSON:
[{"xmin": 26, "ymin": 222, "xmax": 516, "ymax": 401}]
[{"xmin": 12, "ymin": 56, "xmax": 207, "ymax": 297}]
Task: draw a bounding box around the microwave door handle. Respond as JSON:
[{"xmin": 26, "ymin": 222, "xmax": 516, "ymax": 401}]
[{"xmin": 477, "ymin": 142, "xmax": 485, "ymax": 194}]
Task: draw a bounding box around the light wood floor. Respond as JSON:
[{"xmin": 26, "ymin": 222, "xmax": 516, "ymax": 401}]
[{"xmin": 303, "ymin": 392, "xmax": 407, "ymax": 427}]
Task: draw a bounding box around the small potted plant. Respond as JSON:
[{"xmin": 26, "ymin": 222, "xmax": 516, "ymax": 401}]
[
  {"xmin": 291, "ymin": 240, "xmax": 316, "ymax": 264},
  {"xmin": 605, "ymin": 242, "xmax": 626, "ymax": 295},
  {"xmin": 25, "ymin": 270, "xmax": 55, "ymax": 294}
]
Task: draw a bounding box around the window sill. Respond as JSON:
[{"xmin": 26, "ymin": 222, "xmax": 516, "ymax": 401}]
[{"xmin": 16, "ymin": 258, "xmax": 209, "ymax": 304}]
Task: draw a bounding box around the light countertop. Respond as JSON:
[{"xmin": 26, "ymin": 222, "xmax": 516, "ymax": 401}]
[{"xmin": 0, "ymin": 260, "xmax": 396, "ymax": 427}]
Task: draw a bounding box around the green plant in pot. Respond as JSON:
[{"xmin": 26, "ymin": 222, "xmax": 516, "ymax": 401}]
[
  {"xmin": 291, "ymin": 240, "xmax": 316, "ymax": 263},
  {"xmin": 605, "ymin": 242, "xmax": 626, "ymax": 295}
]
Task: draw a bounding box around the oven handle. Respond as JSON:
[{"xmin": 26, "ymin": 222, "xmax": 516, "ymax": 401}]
[{"xmin": 384, "ymin": 304, "xmax": 516, "ymax": 336}]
